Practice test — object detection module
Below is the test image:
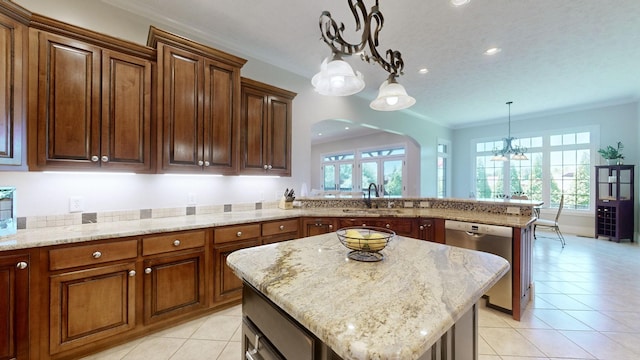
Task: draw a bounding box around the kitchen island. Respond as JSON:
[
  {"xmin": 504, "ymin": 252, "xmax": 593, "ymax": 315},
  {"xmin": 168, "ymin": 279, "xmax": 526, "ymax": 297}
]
[{"xmin": 227, "ymin": 232, "xmax": 510, "ymax": 360}]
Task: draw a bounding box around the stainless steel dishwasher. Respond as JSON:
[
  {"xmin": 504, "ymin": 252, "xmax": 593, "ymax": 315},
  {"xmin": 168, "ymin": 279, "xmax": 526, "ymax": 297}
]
[{"xmin": 445, "ymin": 220, "xmax": 513, "ymax": 313}]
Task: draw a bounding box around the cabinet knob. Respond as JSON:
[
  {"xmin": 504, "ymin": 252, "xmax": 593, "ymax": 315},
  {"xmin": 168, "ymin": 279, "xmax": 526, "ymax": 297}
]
[
  {"xmin": 16, "ymin": 261, "xmax": 28, "ymax": 270},
  {"xmin": 145, "ymin": 267, "xmax": 152, "ymax": 274},
  {"xmin": 385, "ymin": 224, "xmax": 391, "ymax": 229},
  {"xmin": 204, "ymin": 161, "xmax": 210, "ymax": 167},
  {"xmin": 236, "ymin": 231, "xmax": 242, "ymax": 237},
  {"xmin": 101, "ymin": 155, "xmax": 109, "ymax": 162},
  {"xmin": 279, "ymin": 225, "xmax": 285, "ymax": 230},
  {"xmin": 362, "ymin": 224, "xmax": 367, "ymax": 227},
  {"xmin": 198, "ymin": 160, "xmax": 204, "ymax": 166},
  {"xmin": 128, "ymin": 270, "xmax": 136, "ymax": 277},
  {"xmin": 263, "ymin": 165, "xmax": 268, "ymax": 170},
  {"xmin": 91, "ymin": 155, "xmax": 99, "ymax": 162},
  {"xmin": 267, "ymin": 164, "xmax": 273, "ymax": 170},
  {"xmin": 420, "ymin": 225, "xmax": 425, "ymax": 230},
  {"xmin": 173, "ymin": 239, "xmax": 181, "ymax": 247},
  {"xmin": 329, "ymin": 225, "xmax": 333, "ymax": 229},
  {"xmin": 92, "ymin": 251, "xmax": 102, "ymax": 259}
]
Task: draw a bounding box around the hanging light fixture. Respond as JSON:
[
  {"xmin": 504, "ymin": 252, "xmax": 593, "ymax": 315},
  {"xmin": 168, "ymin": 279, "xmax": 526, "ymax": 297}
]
[
  {"xmin": 491, "ymin": 101, "xmax": 528, "ymax": 161},
  {"xmin": 312, "ymin": 0, "xmax": 415, "ymax": 111}
]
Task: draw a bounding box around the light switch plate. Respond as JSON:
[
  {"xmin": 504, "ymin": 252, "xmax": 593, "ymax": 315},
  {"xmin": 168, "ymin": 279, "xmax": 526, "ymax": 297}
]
[{"xmin": 69, "ymin": 196, "xmax": 85, "ymax": 213}]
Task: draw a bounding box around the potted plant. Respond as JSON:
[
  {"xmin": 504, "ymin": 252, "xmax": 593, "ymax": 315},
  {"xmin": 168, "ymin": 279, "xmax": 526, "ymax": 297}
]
[{"xmin": 598, "ymin": 141, "xmax": 624, "ymax": 165}]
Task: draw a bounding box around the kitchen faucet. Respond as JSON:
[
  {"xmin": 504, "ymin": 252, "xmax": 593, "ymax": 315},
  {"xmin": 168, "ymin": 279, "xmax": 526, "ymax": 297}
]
[{"xmin": 364, "ymin": 183, "xmax": 379, "ymax": 208}]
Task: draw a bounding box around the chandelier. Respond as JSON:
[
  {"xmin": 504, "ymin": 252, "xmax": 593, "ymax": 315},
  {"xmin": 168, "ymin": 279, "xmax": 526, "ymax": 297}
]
[
  {"xmin": 491, "ymin": 101, "xmax": 528, "ymax": 161},
  {"xmin": 311, "ymin": 0, "xmax": 416, "ymax": 111}
]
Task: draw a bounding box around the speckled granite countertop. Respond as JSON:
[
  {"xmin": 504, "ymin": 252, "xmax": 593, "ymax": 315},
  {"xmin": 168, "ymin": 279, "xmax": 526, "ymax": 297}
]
[
  {"xmin": 0, "ymin": 207, "xmax": 534, "ymax": 251},
  {"xmin": 227, "ymin": 233, "xmax": 510, "ymax": 360}
]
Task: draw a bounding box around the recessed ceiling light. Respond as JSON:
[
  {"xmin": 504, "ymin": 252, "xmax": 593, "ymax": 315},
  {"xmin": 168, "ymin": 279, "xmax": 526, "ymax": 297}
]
[
  {"xmin": 345, "ymin": 126, "xmax": 350, "ymax": 130},
  {"xmin": 418, "ymin": 68, "xmax": 429, "ymax": 74},
  {"xmin": 318, "ymin": 132, "xmax": 323, "ymax": 136},
  {"xmin": 484, "ymin": 47, "xmax": 502, "ymax": 55},
  {"xmin": 450, "ymin": 0, "xmax": 470, "ymax": 7}
]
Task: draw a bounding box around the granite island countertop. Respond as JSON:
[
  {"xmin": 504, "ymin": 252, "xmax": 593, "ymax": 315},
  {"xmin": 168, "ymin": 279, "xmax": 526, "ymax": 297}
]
[
  {"xmin": 227, "ymin": 233, "xmax": 510, "ymax": 360},
  {"xmin": 0, "ymin": 207, "xmax": 534, "ymax": 251}
]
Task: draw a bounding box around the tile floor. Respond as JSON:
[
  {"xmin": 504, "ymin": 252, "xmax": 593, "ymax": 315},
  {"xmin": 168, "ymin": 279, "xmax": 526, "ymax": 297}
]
[{"xmin": 82, "ymin": 231, "xmax": 640, "ymax": 360}]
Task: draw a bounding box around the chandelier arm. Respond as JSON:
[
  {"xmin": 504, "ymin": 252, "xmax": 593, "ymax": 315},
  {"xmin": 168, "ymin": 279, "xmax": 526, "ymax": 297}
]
[{"xmin": 319, "ymin": 0, "xmax": 404, "ymax": 77}]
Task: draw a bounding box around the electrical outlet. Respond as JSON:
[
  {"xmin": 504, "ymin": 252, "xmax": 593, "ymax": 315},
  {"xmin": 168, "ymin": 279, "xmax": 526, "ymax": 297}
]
[
  {"xmin": 69, "ymin": 196, "xmax": 85, "ymax": 213},
  {"xmin": 420, "ymin": 201, "xmax": 430, "ymax": 208},
  {"xmin": 506, "ymin": 206, "xmax": 520, "ymax": 215},
  {"xmin": 187, "ymin": 193, "xmax": 196, "ymax": 205}
]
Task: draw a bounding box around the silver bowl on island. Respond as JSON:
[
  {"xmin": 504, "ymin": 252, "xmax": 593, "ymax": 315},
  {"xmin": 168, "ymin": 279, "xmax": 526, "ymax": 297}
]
[{"xmin": 336, "ymin": 226, "xmax": 396, "ymax": 262}]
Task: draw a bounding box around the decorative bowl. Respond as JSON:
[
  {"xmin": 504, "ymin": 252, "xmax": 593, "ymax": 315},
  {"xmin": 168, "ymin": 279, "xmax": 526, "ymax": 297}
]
[{"xmin": 336, "ymin": 226, "xmax": 395, "ymax": 262}]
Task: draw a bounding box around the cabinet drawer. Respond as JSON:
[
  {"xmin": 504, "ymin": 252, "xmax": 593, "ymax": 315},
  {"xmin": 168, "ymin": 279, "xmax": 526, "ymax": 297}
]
[
  {"xmin": 214, "ymin": 224, "xmax": 261, "ymax": 244},
  {"xmin": 142, "ymin": 230, "xmax": 206, "ymax": 256},
  {"xmin": 49, "ymin": 239, "xmax": 138, "ymax": 271},
  {"xmin": 262, "ymin": 219, "xmax": 299, "ymax": 237}
]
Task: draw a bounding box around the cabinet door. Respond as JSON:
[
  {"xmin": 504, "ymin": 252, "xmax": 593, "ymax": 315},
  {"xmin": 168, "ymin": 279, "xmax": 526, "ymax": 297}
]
[
  {"xmin": 213, "ymin": 238, "xmax": 260, "ymax": 305},
  {"xmin": 302, "ymin": 218, "xmax": 335, "ymax": 237},
  {"xmin": 0, "ymin": 253, "xmax": 29, "ymax": 360},
  {"xmin": 418, "ymin": 219, "xmax": 435, "ymax": 241},
  {"xmin": 202, "ymin": 58, "xmax": 238, "ymax": 174},
  {"xmin": 101, "ymin": 50, "xmax": 152, "ymax": 172},
  {"xmin": 338, "ymin": 217, "xmax": 417, "ymax": 237},
  {"xmin": 143, "ymin": 250, "xmax": 206, "ymax": 324},
  {"xmin": 0, "ymin": 12, "xmax": 26, "ymax": 167},
  {"xmin": 31, "ymin": 31, "xmax": 101, "ymax": 169},
  {"xmin": 49, "ymin": 262, "xmax": 136, "ymax": 355},
  {"xmin": 266, "ymin": 95, "xmax": 292, "ymax": 176},
  {"xmin": 158, "ymin": 43, "xmax": 204, "ymax": 172},
  {"xmin": 240, "ymin": 85, "xmax": 267, "ymax": 173}
]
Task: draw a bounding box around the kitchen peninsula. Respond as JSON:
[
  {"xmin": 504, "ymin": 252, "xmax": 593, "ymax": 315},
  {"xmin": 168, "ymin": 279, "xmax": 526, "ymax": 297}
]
[{"xmin": 227, "ymin": 233, "xmax": 510, "ymax": 360}]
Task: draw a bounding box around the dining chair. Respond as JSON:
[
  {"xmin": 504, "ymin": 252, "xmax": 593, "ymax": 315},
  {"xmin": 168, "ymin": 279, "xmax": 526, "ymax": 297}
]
[{"xmin": 533, "ymin": 194, "xmax": 565, "ymax": 247}]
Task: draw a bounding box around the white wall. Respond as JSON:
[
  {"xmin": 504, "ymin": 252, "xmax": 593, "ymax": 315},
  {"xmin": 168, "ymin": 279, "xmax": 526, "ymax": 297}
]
[
  {"xmin": 310, "ymin": 132, "xmax": 421, "ymax": 196},
  {"xmin": 451, "ymin": 101, "xmax": 639, "ymax": 237},
  {"xmin": 7, "ymin": 0, "xmax": 448, "ymax": 217}
]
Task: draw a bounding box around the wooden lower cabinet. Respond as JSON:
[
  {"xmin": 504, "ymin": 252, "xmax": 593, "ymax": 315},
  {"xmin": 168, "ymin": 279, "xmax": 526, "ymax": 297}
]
[
  {"xmin": 0, "ymin": 252, "xmax": 30, "ymax": 360},
  {"xmin": 302, "ymin": 217, "xmax": 336, "ymax": 237},
  {"xmin": 261, "ymin": 218, "xmax": 299, "ymax": 244},
  {"xmin": 337, "ymin": 217, "xmax": 419, "ymax": 238},
  {"xmin": 143, "ymin": 250, "xmax": 206, "ymax": 324},
  {"xmin": 213, "ymin": 238, "xmax": 260, "ymax": 305},
  {"xmin": 48, "ymin": 262, "xmax": 137, "ymax": 355}
]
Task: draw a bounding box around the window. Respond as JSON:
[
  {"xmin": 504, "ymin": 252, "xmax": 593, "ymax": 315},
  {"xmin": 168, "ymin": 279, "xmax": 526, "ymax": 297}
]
[
  {"xmin": 473, "ymin": 129, "xmax": 595, "ymax": 210},
  {"xmin": 322, "ymin": 145, "xmax": 406, "ymax": 197},
  {"xmin": 437, "ymin": 140, "xmax": 450, "ymax": 198}
]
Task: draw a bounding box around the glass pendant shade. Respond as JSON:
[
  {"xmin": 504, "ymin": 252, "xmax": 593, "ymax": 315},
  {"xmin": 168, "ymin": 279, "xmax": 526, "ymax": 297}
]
[
  {"xmin": 311, "ymin": 57, "xmax": 365, "ymax": 96},
  {"xmin": 369, "ymin": 78, "xmax": 416, "ymax": 111}
]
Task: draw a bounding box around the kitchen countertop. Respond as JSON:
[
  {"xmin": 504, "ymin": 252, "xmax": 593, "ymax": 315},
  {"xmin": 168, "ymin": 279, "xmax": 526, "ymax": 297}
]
[
  {"xmin": 227, "ymin": 233, "xmax": 510, "ymax": 360},
  {"xmin": 0, "ymin": 207, "xmax": 534, "ymax": 251}
]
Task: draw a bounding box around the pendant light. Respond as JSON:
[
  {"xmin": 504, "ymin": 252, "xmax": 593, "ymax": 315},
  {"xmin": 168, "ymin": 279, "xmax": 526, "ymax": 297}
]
[
  {"xmin": 370, "ymin": 75, "xmax": 416, "ymax": 111},
  {"xmin": 491, "ymin": 101, "xmax": 528, "ymax": 161}
]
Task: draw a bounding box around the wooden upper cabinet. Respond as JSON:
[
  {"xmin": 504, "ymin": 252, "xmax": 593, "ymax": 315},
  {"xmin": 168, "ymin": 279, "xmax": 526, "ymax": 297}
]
[
  {"xmin": 149, "ymin": 27, "xmax": 246, "ymax": 174},
  {"xmin": 27, "ymin": 16, "xmax": 155, "ymax": 172},
  {"xmin": 240, "ymin": 78, "xmax": 295, "ymax": 176},
  {"xmin": 0, "ymin": 6, "xmax": 28, "ymax": 168}
]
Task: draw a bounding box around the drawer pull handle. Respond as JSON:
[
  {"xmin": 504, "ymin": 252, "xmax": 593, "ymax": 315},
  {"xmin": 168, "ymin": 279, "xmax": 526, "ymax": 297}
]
[
  {"xmin": 246, "ymin": 334, "xmax": 262, "ymax": 360},
  {"xmin": 129, "ymin": 270, "xmax": 136, "ymax": 277},
  {"xmin": 173, "ymin": 240, "xmax": 181, "ymax": 247},
  {"xmin": 16, "ymin": 261, "xmax": 28, "ymax": 270},
  {"xmin": 236, "ymin": 231, "xmax": 242, "ymax": 237},
  {"xmin": 145, "ymin": 267, "xmax": 152, "ymax": 274},
  {"xmin": 279, "ymin": 225, "xmax": 285, "ymax": 230},
  {"xmin": 92, "ymin": 251, "xmax": 102, "ymax": 259}
]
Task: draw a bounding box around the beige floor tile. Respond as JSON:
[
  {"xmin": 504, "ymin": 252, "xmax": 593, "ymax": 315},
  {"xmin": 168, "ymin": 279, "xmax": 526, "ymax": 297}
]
[
  {"xmin": 168, "ymin": 339, "xmax": 227, "ymax": 360},
  {"xmin": 217, "ymin": 341, "xmax": 241, "ymax": 360},
  {"xmin": 602, "ymin": 331, "xmax": 640, "ymax": 355},
  {"xmin": 150, "ymin": 316, "xmax": 207, "ymax": 339},
  {"xmin": 535, "ymin": 293, "xmax": 593, "ymax": 310},
  {"xmin": 480, "ymin": 328, "xmax": 545, "ymax": 357},
  {"xmin": 121, "ymin": 337, "xmax": 186, "ymax": 360},
  {"xmin": 560, "ymin": 330, "xmax": 640, "ymax": 360},
  {"xmin": 477, "ymin": 335, "xmax": 497, "ymax": 355},
  {"xmin": 79, "ymin": 338, "xmax": 145, "ymax": 360},
  {"xmin": 479, "ymin": 307, "xmax": 511, "ymax": 328},
  {"xmin": 564, "ymin": 310, "xmax": 634, "ymax": 332},
  {"xmin": 599, "ymin": 311, "xmax": 640, "ymax": 331},
  {"xmin": 531, "ymin": 309, "xmax": 592, "ymax": 331},
  {"xmin": 502, "ymin": 309, "xmax": 552, "ymax": 330},
  {"xmin": 190, "ymin": 314, "xmax": 241, "ymax": 341},
  {"xmin": 478, "ymin": 355, "xmax": 501, "ymax": 360},
  {"xmin": 516, "ymin": 328, "xmax": 594, "ymax": 358}
]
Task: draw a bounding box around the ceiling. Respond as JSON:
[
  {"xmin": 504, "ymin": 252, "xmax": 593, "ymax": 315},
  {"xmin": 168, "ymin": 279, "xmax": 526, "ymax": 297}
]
[{"xmin": 104, "ymin": 0, "xmax": 640, "ymax": 134}]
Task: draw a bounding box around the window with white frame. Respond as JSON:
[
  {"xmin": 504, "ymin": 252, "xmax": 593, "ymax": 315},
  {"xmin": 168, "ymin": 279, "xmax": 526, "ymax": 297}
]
[
  {"xmin": 473, "ymin": 128, "xmax": 595, "ymax": 210},
  {"xmin": 437, "ymin": 140, "xmax": 450, "ymax": 198},
  {"xmin": 321, "ymin": 145, "xmax": 406, "ymax": 197}
]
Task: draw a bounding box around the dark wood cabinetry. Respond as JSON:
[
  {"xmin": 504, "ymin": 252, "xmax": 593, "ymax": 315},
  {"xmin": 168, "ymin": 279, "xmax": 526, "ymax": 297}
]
[
  {"xmin": 149, "ymin": 27, "xmax": 246, "ymax": 174},
  {"xmin": 0, "ymin": 6, "xmax": 28, "ymax": 168},
  {"xmin": 595, "ymin": 165, "xmax": 635, "ymax": 242},
  {"xmin": 261, "ymin": 218, "xmax": 300, "ymax": 244},
  {"xmin": 142, "ymin": 230, "xmax": 207, "ymax": 324},
  {"xmin": 337, "ymin": 217, "xmax": 419, "ymax": 238},
  {"xmin": 28, "ymin": 19, "xmax": 155, "ymax": 172},
  {"xmin": 0, "ymin": 252, "xmax": 30, "ymax": 360},
  {"xmin": 302, "ymin": 217, "xmax": 336, "ymax": 237},
  {"xmin": 240, "ymin": 78, "xmax": 295, "ymax": 176},
  {"xmin": 47, "ymin": 239, "xmax": 138, "ymax": 355}
]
